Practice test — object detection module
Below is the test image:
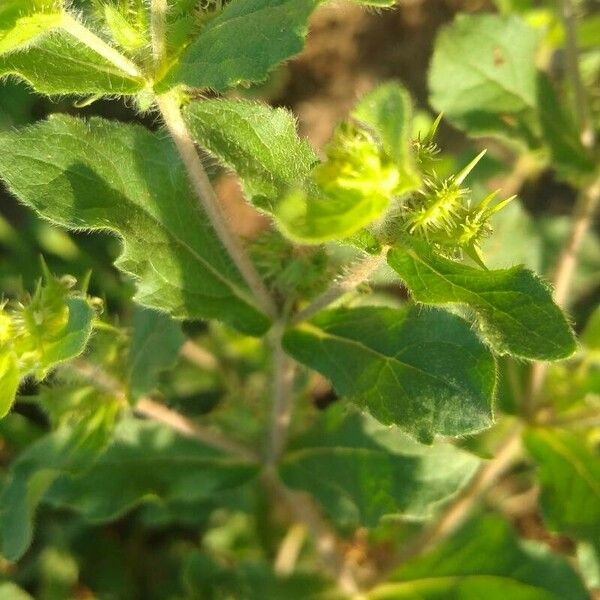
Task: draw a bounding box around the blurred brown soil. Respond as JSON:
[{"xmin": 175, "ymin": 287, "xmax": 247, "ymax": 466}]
[{"xmin": 276, "ymin": 0, "xmax": 459, "ymax": 147}]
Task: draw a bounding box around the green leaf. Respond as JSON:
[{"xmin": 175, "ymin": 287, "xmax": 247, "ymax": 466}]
[
  {"xmin": 428, "ymin": 14, "xmax": 594, "ymax": 180},
  {"xmin": 480, "ymin": 198, "xmax": 542, "ymax": 271},
  {"xmin": 0, "ymin": 115, "xmax": 270, "ymax": 335},
  {"xmin": 582, "ymin": 305, "xmax": 600, "ymax": 351},
  {"xmin": 279, "ymin": 406, "xmax": 480, "ymax": 528},
  {"xmin": 102, "ymin": 3, "xmax": 146, "ymax": 52},
  {"xmin": 0, "ymin": 32, "xmax": 144, "ymax": 96},
  {"xmin": 283, "ymin": 306, "xmax": 496, "ymax": 442},
  {"xmin": 368, "ymin": 517, "xmax": 589, "ymax": 600},
  {"xmin": 159, "ymin": 0, "xmax": 319, "ymax": 92},
  {"xmin": 38, "ymin": 297, "xmax": 95, "ymax": 370},
  {"xmin": 0, "ymin": 582, "xmax": 33, "ymax": 600},
  {"xmin": 0, "ymin": 399, "xmax": 119, "ymax": 560},
  {"xmin": 274, "ymin": 83, "xmax": 420, "ymax": 244},
  {"xmin": 0, "ymin": 273, "xmax": 94, "ymax": 419},
  {"xmin": 183, "ymin": 98, "xmax": 317, "ymax": 211},
  {"xmin": 525, "ymin": 428, "xmax": 600, "ymax": 540},
  {"xmin": 274, "ymin": 183, "xmax": 391, "ymax": 244},
  {"xmin": 127, "ymin": 308, "xmax": 185, "ymax": 400},
  {"xmin": 0, "ymin": 0, "xmax": 61, "ymax": 55},
  {"xmin": 352, "ymin": 82, "xmax": 421, "ymax": 193},
  {"xmin": 387, "ymin": 242, "xmax": 576, "ymax": 361},
  {"xmin": 0, "ymin": 351, "xmax": 19, "ymax": 419},
  {"xmin": 577, "ymin": 541, "xmax": 600, "ymax": 591},
  {"xmin": 536, "ymin": 75, "xmax": 594, "ymax": 179},
  {"xmin": 184, "ymin": 555, "xmax": 344, "ymax": 600},
  {"xmin": 45, "ymin": 418, "xmax": 258, "ymax": 523},
  {"xmin": 429, "ymin": 14, "xmax": 541, "ymax": 145},
  {"xmin": 353, "ymin": 0, "xmax": 395, "ymax": 5}
]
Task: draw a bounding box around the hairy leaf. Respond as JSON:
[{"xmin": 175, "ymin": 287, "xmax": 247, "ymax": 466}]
[
  {"xmin": 280, "ymin": 406, "xmax": 480, "ymax": 527},
  {"xmin": 0, "ymin": 32, "xmax": 144, "ymax": 96},
  {"xmin": 352, "ymin": 82, "xmax": 420, "ymax": 193},
  {"xmin": 0, "ymin": 0, "xmax": 61, "ymax": 55},
  {"xmin": 183, "ymin": 98, "xmax": 317, "ymax": 211},
  {"xmin": 429, "ymin": 14, "xmax": 541, "ymax": 144},
  {"xmin": 159, "ymin": 0, "xmax": 318, "ymax": 91},
  {"xmin": 0, "ymin": 273, "xmax": 95, "ymax": 419},
  {"xmin": 537, "ymin": 75, "xmax": 595, "ymax": 179},
  {"xmin": 0, "ymin": 351, "xmax": 19, "ymax": 419},
  {"xmin": 127, "ymin": 308, "xmax": 185, "ymax": 399},
  {"xmin": 368, "ymin": 517, "xmax": 589, "ymax": 599},
  {"xmin": 38, "ymin": 298, "xmax": 95, "ymax": 370},
  {"xmin": 0, "ymin": 583, "xmax": 33, "ymax": 600},
  {"xmin": 0, "ymin": 115, "xmax": 270, "ymax": 335},
  {"xmin": 387, "ymin": 242, "xmax": 576, "ymax": 360},
  {"xmin": 185, "ymin": 555, "xmax": 344, "ymax": 600},
  {"xmin": 582, "ymin": 305, "xmax": 600, "ymax": 351},
  {"xmin": 525, "ymin": 428, "xmax": 600, "ymax": 540},
  {"xmin": 274, "ymin": 83, "xmax": 420, "ymax": 243},
  {"xmin": 274, "ymin": 185, "xmax": 391, "ymax": 244},
  {"xmin": 45, "ymin": 418, "xmax": 258, "ymax": 523},
  {"xmin": 0, "ymin": 400, "xmax": 119, "ymax": 560},
  {"xmin": 283, "ymin": 306, "xmax": 496, "ymax": 442}
]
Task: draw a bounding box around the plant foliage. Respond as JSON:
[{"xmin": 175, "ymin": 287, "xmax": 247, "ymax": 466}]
[{"xmin": 0, "ymin": 0, "xmax": 598, "ymax": 597}]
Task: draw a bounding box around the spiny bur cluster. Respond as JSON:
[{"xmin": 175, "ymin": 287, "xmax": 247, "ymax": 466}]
[{"xmin": 313, "ymin": 113, "xmax": 514, "ymax": 267}]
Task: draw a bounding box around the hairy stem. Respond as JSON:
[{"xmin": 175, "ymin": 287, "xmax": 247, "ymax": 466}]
[
  {"xmin": 376, "ymin": 424, "xmax": 523, "ymax": 578},
  {"xmin": 292, "ymin": 250, "xmax": 387, "ymax": 325},
  {"xmin": 550, "ymin": 176, "xmax": 600, "ymax": 309},
  {"xmin": 61, "ymin": 13, "xmax": 143, "ymax": 79},
  {"xmin": 135, "ymin": 397, "xmax": 257, "ymax": 461},
  {"xmin": 560, "ymin": 0, "xmax": 595, "ymax": 149},
  {"xmin": 150, "ymin": 0, "xmax": 168, "ymax": 70},
  {"xmin": 266, "ymin": 326, "xmax": 297, "ymax": 464},
  {"xmin": 69, "ymin": 360, "xmax": 257, "ymax": 462},
  {"xmin": 526, "ymin": 174, "xmax": 600, "ymax": 410},
  {"xmin": 156, "ymin": 93, "xmax": 277, "ymax": 319},
  {"xmin": 263, "ymin": 470, "xmax": 360, "ymax": 596}
]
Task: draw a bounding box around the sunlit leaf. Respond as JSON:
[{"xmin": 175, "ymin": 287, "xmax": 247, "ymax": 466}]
[
  {"xmin": 284, "ymin": 306, "xmax": 495, "ymax": 442},
  {"xmin": 526, "ymin": 428, "xmax": 600, "ymax": 540},
  {"xmin": 159, "ymin": 0, "xmax": 319, "ymax": 91},
  {"xmin": 0, "ymin": 115, "xmax": 270, "ymax": 335},
  {"xmin": 280, "ymin": 406, "xmax": 480, "ymax": 527},
  {"xmin": 368, "ymin": 517, "xmax": 589, "ymax": 599},
  {"xmin": 387, "ymin": 241, "xmax": 576, "ymax": 360}
]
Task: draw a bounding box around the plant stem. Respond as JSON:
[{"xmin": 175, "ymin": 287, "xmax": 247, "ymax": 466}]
[
  {"xmin": 156, "ymin": 93, "xmax": 277, "ymax": 320},
  {"xmin": 274, "ymin": 523, "xmax": 307, "ymax": 576},
  {"xmin": 135, "ymin": 397, "xmax": 257, "ymax": 461},
  {"xmin": 524, "ymin": 0, "xmax": 599, "ymax": 413},
  {"xmin": 550, "ymin": 175, "xmax": 600, "ymax": 309},
  {"xmin": 292, "ymin": 250, "xmax": 387, "ymax": 325},
  {"xmin": 150, "ymin": 0, "xmax": 168, "ymax": 71},
  {"xmin": 266, "ymin": 325, "xmax": 297, "ymax": 464},
  {"xmin": 377, "ymin": 424, "xmax": 523, "ymax": 578},
  {"xmin": 61, "ymin": 14, "xmax": 143, "ymax": 79},
  {"xmin": 180, "ymin": 340, "xmax": 218, "ymax": 371},
  {"xmin": 559, "ymin": 0, "xmax": 595, "ymax": 149},
  {"xmin": 526, "ymin": 174, "xmax": 600, "ymax": 410},
  {"xmin": 263, "ymin": 470, "xmax": 360, "ymax": 596},
  {"xmin": 69, "ymin": 360, "xmax": 258, "ymax": 462}
]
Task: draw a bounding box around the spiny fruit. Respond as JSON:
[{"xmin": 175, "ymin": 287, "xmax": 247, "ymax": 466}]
[
  {"xmin": 314, "ymin": 122, "xmax": 402, "ymax": 203},
  {"xmin": 400, "ymin": 149, "xmax": 514, "ymax": 267}
]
